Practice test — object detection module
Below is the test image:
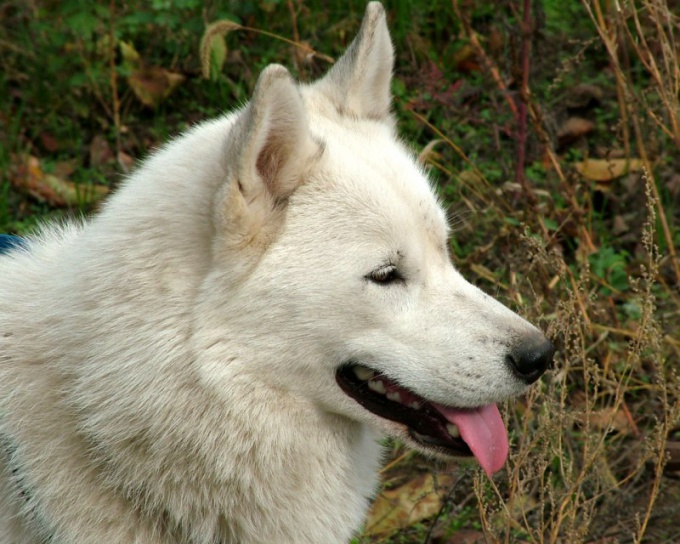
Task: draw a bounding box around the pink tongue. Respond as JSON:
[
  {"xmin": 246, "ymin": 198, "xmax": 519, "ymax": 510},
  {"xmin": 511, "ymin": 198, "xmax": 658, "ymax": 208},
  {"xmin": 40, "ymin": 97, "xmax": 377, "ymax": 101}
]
[{"xmin": 432, "ymin": 403, "xmax": 508, "ymax": 477}]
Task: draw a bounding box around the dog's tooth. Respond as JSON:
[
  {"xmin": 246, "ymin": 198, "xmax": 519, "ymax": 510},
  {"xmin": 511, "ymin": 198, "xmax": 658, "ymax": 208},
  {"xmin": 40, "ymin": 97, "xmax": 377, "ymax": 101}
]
[
  {"xmin": 353, "ymin": 366, "xmax": 375, "ymax": 381},
  {"xmin": 386, "ymin": 391, "xmax": 402, "ymax": 403},
  {"xmin": 367, "ymin": 380, "xmax": 386, "ymax": 395},
  {"xmin": 409, "ymin": 402, "xmax": 421, "ymax": 410},
  {"xmin": 446, "ymin": 424, "xmax": 460, "ymax": 438}
]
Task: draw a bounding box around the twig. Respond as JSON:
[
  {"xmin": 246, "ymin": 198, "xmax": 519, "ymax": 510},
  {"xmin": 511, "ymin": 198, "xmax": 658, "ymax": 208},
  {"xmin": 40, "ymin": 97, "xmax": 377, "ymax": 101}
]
[
  {"xmin": 452, "ymin": 0, "xmax": 518, "ymax": 119},
  {"xmin": 286, "ymin": 0, "xmax": 300, "ymax": 45},
  {"xmin": 108, "ymin": 0, "xmax": 123, "ymax": 171},
  {"xmin": 286, "ymin": 0, "xmax": 304, "ymax": 75},
  {"xmin": 422, "ymin": 477, "xmax": 465, "ymax": 544},
  {"xmin": 240, "ymin": 24, "xmax": 334, "ymax": 64},
  {"xmin": 514, "ymin": 0, "xmax": 536, "ymax": 205}
]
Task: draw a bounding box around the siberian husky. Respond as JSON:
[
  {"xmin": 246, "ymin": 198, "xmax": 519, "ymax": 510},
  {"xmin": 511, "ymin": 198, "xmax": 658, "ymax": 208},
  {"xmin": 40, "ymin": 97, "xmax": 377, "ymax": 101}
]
[{"xmin": 0, "ymin": 3, "xmax": 552, "ymax": 542}]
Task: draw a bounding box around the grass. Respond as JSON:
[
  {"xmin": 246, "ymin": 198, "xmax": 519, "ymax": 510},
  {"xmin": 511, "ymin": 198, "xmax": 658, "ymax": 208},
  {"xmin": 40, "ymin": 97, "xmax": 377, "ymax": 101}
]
[{"xmin": 1, "ymin": 0, "xmax": 679, "ymax": 542}]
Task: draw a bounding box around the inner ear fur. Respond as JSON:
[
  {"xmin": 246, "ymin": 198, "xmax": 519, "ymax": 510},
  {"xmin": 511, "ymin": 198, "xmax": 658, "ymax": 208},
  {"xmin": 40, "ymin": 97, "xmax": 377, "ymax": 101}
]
[{"xmin": 217, "ymin": 65, "xmax": 318, "ymax": 248}]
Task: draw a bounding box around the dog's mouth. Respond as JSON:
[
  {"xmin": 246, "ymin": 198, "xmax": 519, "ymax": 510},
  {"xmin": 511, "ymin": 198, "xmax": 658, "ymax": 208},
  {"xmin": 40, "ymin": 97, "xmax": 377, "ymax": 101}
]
[{"xmin": 335, "ymin": 364, "xmax": 509, "ymax": 476}]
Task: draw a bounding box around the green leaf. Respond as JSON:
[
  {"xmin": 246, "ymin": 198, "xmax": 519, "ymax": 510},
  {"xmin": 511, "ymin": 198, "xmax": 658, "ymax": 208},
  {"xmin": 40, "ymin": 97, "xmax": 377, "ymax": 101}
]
[
  {"xmin": 209, "ymin": 35, "xmax": 227, "ymax": 81},
  {"xmin": 200, "ymin": 20, "xmax": 241, "ymax": 80}
]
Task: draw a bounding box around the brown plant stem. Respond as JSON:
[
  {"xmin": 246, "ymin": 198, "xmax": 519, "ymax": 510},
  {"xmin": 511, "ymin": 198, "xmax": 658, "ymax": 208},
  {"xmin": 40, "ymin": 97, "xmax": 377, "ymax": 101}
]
[
  {"xmin": 582, "ymin": 0, "xmax": 680, "ymax": 285},
  {"xmin": 452, "ymin": 0, "xmax": 518, "ymax": 119},
  {"xmin": 286, "ymin": 0, "xmax": 303, "ymax": 75},
  {"xmin": 287, "ymin": 0, "xmax": 300, "ymax": 45},
  {"xmin": 108, "ymin": 0, "xmax": 123, "ymax": 171},
  {"xmin": 515, "ymin": 0, "xmax": 536, "ymax": 205}
]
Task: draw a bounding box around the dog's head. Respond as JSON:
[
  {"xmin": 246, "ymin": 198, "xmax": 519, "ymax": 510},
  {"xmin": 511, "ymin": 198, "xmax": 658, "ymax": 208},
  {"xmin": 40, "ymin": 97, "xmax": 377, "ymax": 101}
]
[{"xmin": 197, "ymin": 2, "xmax": 553, "ymax": 476}]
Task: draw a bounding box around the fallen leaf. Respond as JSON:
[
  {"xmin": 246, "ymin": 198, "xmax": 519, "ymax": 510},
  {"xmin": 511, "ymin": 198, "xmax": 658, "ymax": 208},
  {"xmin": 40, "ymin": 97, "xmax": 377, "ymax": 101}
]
[
  {"xmin": 128, "ymin": 67, "xmax": 185, "ymax": 109},
  {"xmin": 119, "ymin": 40, "xmax": 185, "ymax": 108},
  {"xmin": 38, "ymin": 131, "xmax": 59, "ymax": 153},
  {"xmin": 557, "ymin": 117, "xmax": 595, "ymax": 147},
  {"xmin": 488, "ymin": 25, "xmax": 504, "ymax": 56},
  {"xmin": 574, "ymin": 158, "xmax": 644, "ymax": 182},
  {"xmin": 10, "ymin": 155, "xmax": 109, "ymax": 207},
  {"xmin": 577, "ymin": 405, "xmax": 635, "ymax": 435},
  {"xmin": 89, "ymin": 134, "xmax": 114, "ymax": 167},
  {"xmin": 364, "ymin": 473, "xmax": 453, "ymax": 537},
  {"xmin": 117, "ymin": 151, "xmax": 135, "ymax": 173},
  {"xmin": 53, "ymin": 158, "xmax": 79, "ymax": 178},
  {"xmin": 565, "ymin": 83, "xmax": 604, "ymax": 109},
  {"xmin": 612, "ymin": 215, "xmax": 629, "ymax": 235},
  {"xmin": 453, "ymin": 43, "xmax": 480, "ymax": 73}
]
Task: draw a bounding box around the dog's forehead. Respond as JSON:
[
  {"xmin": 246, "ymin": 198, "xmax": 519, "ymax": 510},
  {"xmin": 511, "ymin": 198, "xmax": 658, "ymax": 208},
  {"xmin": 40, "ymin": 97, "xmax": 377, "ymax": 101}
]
[{"xmin": 304, "ymin": 120, "xmax": 449, "ymax": 250}]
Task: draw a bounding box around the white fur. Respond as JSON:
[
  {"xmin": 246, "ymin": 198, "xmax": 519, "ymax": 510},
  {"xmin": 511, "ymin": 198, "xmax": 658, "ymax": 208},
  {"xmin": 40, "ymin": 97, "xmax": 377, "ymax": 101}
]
[{"xmin": 0, "ymin": 3, "xmax": 545, "ymax": 543}]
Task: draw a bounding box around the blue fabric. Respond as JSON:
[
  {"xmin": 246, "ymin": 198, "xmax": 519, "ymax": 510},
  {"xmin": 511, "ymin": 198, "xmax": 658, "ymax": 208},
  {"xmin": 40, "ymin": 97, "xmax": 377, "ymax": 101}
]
[{"xmin": 0, "ymin": 234, "xmax": 26, "ymax": 254}]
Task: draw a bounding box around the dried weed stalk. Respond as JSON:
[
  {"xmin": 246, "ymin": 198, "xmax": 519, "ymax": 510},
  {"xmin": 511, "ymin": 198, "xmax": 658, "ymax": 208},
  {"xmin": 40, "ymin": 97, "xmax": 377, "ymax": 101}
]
[
  {"xmin": 582, "ymin": 0, "xmax": 680, "ymax": 284},
  {"xmin": 472, "ymin": 172, "xmax": 679, "ymax": 542}
]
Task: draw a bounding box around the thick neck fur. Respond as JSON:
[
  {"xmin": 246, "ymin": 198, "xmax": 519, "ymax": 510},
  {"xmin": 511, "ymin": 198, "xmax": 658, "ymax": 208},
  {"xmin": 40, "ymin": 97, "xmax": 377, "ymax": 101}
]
[{"xmin": 0, "ymin": 116, "xmax": 383, "ymax": 543}]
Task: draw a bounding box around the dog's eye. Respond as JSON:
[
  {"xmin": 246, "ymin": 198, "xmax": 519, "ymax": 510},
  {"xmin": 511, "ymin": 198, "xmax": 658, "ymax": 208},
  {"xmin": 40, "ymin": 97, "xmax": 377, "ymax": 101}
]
[{"xmin": 367, "ymin": 265, "xmax": 403, "ymax": 285}]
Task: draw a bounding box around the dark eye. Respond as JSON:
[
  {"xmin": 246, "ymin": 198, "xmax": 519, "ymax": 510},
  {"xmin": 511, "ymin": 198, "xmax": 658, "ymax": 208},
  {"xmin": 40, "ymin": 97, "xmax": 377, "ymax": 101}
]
[{"xmin": 367, "ymin": 265, "xmax": 403, "ymax": 285}]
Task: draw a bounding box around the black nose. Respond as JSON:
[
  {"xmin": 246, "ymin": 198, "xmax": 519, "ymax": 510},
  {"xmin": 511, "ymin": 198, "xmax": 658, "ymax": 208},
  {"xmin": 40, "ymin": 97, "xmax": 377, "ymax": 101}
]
[{"xmin": 506, "ymin": 333, "xmax": 554, "ymax": 384}]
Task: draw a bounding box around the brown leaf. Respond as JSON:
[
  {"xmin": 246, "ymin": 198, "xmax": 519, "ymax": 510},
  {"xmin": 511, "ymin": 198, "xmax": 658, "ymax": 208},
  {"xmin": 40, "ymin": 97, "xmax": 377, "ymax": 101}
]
[
  {"xmin": 128, "ymin": 67, "xmax": 185, "ymax": 109},
  {"xmin": 488, "ymin": 25, "xmax": 504, "ymax": 56},
  {"xmin": 565, "ymin": 83, "xmax": 604, "ymax": 109},
  {"xmin": 364, "ymin": 473, "xmax": 453, "ymax": 537},
  {"xmin": 557, "ymin": 117, "xmax": 595, "ymax": 148},
  {"xmin": 53, "ymin": 158, "xmax": 79, "ymax": 178},
  {"xmin": 10, "ymin": 155, "xmax": 109, "ymax": 207},
  {"xmin": 453, "ymin": 44, "xmax": 480, "ymax": 73},
  {"xmin": 38, "ymin": 131, "xmax": 59, "ymax": 153},
  {"xmin": 580, "ymin": 405, "xmax": 635, "ymax": 435},
  {"xmin": 574, "ymin": 158, "xmax": 644, "ymax": 182},
  {"xmin": 117, "ymin": 151, "xmax": 135, "ymax": 173},
  {"xmin": 89, "ymin": 134, "xmax": 114, "ymax": 167},
  {"xmin": 612, "ymin": 215, "xmax": 629, "ymax": 235}
]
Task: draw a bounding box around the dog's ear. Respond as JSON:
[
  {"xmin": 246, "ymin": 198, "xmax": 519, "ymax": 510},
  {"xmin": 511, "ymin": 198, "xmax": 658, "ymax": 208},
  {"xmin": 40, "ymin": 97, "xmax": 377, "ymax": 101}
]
[
  {"xmin": 218, "ymin": 65, "xmax": 317, "ymax": 249},
  {"xmin": 314, "ymin": 2, "xmax": 394, "ymax": 121}
]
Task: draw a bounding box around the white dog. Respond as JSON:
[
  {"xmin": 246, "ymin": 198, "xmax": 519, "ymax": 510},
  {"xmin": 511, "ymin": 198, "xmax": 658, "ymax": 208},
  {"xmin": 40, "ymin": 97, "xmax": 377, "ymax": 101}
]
[{"xmin": 0, "ymin": 3, "xmax": 552, "ymax": 543}]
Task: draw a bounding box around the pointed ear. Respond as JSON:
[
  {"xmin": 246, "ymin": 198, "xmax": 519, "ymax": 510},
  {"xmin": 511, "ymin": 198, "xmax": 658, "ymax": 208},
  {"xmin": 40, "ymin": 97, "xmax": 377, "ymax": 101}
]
[
  {"xmin": 218, "ymin": 65, "xmax": 318, "ymax": 248},
  {"xmin": 314, "ymin": 2, "xmax": 394, "ymax": 121},
  {"xmin": 230, "ymin": 64, "xmax": 316, "ymax": 199}
]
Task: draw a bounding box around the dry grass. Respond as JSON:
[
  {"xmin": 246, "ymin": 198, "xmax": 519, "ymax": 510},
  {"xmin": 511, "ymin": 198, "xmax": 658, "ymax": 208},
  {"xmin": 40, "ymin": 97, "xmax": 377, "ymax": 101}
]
[
  {"xmin": 473, "ymin": 179, "xmax": 679, "ymax": 542},
  {"xmin": 440, "ymin": 1, "xmax": 680, "ymax": 542}
]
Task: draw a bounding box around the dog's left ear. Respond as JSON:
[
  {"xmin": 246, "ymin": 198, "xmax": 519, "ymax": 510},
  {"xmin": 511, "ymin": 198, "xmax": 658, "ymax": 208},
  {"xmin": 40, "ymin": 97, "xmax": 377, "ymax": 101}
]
[
  {"xmin": 218, "ymin": 65, "xmax": 317, "ymax": 249},
  {"xmin": 314, "ymin": 2, "xmax": 394, "ymax": 122},
  {"xmin": 231, "ymin": 64, "xmax": 316, "ymax": 199}
]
